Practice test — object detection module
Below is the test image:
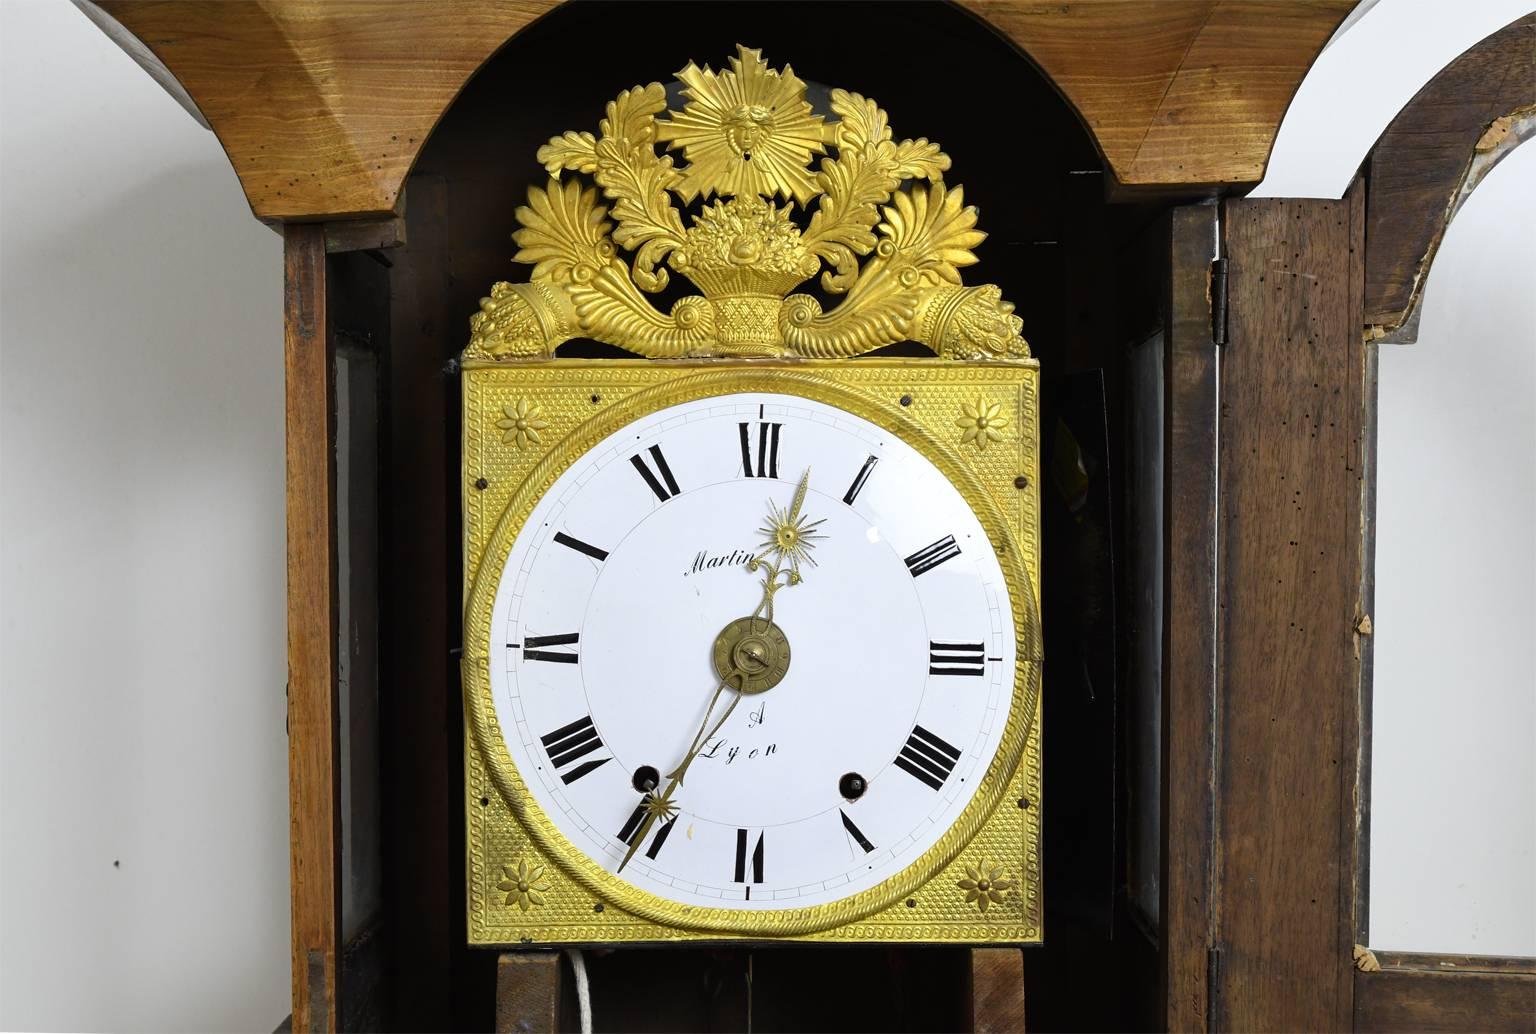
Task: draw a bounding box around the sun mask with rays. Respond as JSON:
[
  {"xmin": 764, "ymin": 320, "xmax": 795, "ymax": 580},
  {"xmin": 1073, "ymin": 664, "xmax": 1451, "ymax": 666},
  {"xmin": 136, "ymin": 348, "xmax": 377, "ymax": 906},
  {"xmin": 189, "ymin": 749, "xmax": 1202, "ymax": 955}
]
[{"xmin": 656, "ymin": 46, "xmax": 833, "ymax": 205}]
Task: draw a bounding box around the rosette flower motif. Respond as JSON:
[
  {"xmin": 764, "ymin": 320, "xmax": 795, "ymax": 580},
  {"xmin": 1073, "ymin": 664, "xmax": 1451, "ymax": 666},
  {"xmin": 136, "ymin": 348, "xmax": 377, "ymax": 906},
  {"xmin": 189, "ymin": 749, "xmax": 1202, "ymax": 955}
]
[
  {"xmin": 498, "ymin": 858, "xmax": 550, "ymax": 912},
  {"xmin": 497, "ymin": 399, "xmax": 550, "ymax": 449},
  {"xmin": 958, "ymin": 860, "xmax": 1015, "ymax": 913},
  {"xmin": 956, "ymin": 397, "xmax": 1009, "ymax": 451}
]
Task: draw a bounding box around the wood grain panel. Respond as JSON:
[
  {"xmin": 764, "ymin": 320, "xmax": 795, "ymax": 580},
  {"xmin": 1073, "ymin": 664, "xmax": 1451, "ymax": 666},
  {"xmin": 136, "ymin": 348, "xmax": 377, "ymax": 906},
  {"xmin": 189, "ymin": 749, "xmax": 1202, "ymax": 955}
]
[
  {"xmin": 969, "ymin": 947, "xmax": 1026, "ymax": 1033},
  {"xmin": 87, "ymin": 0, "xmax": 1351, "ymax": 221},
  {"xmin": 1356, "ymin": 968, "xmax": 1536, "ymax": 1033},
  {"xmin": 955, "ymin": 0, "xmax": 1352, "ymax": 186},
  {"xmin": 961, "ymin": 0, "xmax": 1209, "ymax": 177},
  {"xmin": 91, "ymin": 0, "xmax": 559, "ymax": 221},
  {"xmin": 1124, "ymin": 1, "xmax": 1354, "ymax": 185},
  {"xmin": 1213, "ymin": 185, "xmax": 1366, "ymax": 1031},
  {"xmin": 1162, "ymin": 203, "xmax": 1219, "ymax": 1032},
  {"xmin": 1363, "ymin": 13, "xmax": 1535, "ymax": 335},
  {"xmin": 284, "ymin": 223, "xmax": 340, "ymax": 1033},
  {"xmin": 494, "ymin": 953, "xmax": 563, "ymax": 1034},
  {"xmin": 376, "ymin": 173, "xmax": 465, "ymax": 1029},
  {"xmin": 1374, "ymin": 953, "xmax": 1536, "ymax": 976}
]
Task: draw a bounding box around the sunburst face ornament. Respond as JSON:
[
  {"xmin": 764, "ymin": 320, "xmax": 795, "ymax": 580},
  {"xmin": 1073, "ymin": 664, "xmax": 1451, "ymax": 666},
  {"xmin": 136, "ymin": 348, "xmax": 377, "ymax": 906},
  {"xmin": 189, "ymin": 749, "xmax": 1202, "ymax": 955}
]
[
  {"xmin": 751, "ymin": 469, "xmax": 825, "ymax": 583},
  {"xmin": 657, "ymin": 45, "xmax": 831, "ymax": 204}
]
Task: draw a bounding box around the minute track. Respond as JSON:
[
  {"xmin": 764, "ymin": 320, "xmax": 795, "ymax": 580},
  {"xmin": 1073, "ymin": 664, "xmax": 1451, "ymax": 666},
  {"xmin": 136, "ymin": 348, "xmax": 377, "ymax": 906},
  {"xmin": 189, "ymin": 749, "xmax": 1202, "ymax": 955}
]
[{"xmin": 480, "ymin": 390, "xmax": 1024, "ymax": 918}]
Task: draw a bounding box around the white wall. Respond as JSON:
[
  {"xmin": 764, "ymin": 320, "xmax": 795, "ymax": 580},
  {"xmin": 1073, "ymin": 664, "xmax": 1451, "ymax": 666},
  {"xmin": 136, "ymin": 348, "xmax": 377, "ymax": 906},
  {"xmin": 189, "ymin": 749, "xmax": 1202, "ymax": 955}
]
[
  {"xmin": 1369, "ymin": 145, "xmax": 1536, "ymax": 956},
  {"xmin": 0, "ymin": 2, "xmax": 290, "ymax": 1032},
  {"xmin": 0, "ymin": 2, "xmax": 1530, "ymax": 1030}
]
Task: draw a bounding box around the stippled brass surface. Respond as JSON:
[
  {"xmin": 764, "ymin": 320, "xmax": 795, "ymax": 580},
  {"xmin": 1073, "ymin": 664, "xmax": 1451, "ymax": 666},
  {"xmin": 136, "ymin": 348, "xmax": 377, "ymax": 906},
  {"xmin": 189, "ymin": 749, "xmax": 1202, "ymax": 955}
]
[{"xmin": 463, "ymin": 359, "xmax": 1040, "ymax": 944}]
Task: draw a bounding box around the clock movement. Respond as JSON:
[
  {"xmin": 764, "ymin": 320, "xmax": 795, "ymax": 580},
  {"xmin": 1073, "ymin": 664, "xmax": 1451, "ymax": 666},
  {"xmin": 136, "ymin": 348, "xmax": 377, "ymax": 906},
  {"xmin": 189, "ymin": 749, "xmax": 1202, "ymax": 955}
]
[{"xmin": 460, "ymin": 46, "xmax": 1042, "ymax": 944}]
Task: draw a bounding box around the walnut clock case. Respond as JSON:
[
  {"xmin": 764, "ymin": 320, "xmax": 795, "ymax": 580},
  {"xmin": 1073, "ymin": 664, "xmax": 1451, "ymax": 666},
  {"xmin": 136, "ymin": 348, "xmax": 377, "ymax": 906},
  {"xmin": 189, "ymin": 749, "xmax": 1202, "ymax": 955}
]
[{"xmin": 460, "ymin": 47, "xmax": 1042, "ymax": 945}]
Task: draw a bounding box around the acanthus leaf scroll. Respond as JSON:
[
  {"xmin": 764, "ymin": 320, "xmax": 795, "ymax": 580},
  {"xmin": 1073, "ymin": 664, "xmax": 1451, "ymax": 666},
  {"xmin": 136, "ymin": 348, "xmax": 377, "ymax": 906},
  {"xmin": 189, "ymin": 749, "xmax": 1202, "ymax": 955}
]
[{"xmin": 465, "ymin": 45, "xmax": 1029, "ymax": 362}]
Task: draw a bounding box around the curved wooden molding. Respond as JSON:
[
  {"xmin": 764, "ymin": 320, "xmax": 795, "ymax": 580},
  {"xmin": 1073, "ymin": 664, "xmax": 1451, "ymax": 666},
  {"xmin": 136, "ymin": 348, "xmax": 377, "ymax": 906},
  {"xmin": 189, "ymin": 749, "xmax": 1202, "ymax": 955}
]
[
  {"xmin": 91, "ymin": 0, "xmax": 560, "ymax": 222},
  {"xmin": 88, "ymin": 0, "xmax": 1353, "ymax": 222},
  {"xmin": 959, "ymin": 0, "xmax": 1353, "ymax": 189},
  {"xmin": 1364, "ymin": 13, "xmax": 1536, "ymax": 342}
]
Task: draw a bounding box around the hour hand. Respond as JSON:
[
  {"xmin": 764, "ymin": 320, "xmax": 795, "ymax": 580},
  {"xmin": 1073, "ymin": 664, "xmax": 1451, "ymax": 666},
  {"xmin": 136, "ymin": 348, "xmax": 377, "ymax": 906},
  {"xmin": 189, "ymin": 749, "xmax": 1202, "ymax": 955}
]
[{"xmin": 752, "ymin": 468, "xmax": 825, "ymax": 584}]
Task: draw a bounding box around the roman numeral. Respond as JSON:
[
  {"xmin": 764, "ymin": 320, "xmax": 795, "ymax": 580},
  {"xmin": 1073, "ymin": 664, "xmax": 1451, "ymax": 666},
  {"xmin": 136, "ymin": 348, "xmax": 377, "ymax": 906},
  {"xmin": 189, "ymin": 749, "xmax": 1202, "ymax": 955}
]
[
  {"xmin": 738, "ymin": 422, "xmax": 782, "ymax": 478},
  {"xmin": 630, "ymin": 444, "xmax": 681, "ymax": 501},
  {"xmin": 840, "ymin": 810, "xmax": 875, "ymax": 854},
  {"xmin": 645, "ymin": 816, "xmax": 677, "ymax": 860},
  {"xmin": 616, "ymin": 801, "xmax": 647, "ymax": 845},
  {"xmin": 539, "ymin": 716, "xmax": 608, "ymax": 784},
  {"xmin": 522, "ymin": 632, "xmax": 579, "ymax": 664},
  {"xmin": 904, "ymin": 535, "xmax": 961, "ymax": 577},
  {"xmin": 615, "ymin": 798, "xmax": 677, "ymax": 859},
  {"xmin": 553, "ymin": 531, "xmax": 608, "ymax": 563},
  {"xmin": 894, "ymin": 725, "xmax": 961, "ymax": 790},
  {"xmin": 929, "ymin": 641, "xmax": 986, "ymax": 676},
  {"xmin": 734, "ymin": 829, "xmax": 764, "ymax": 884},
  {"xmin": 843, "ymin": 455, "xmax": 879, "ymax": 505}
]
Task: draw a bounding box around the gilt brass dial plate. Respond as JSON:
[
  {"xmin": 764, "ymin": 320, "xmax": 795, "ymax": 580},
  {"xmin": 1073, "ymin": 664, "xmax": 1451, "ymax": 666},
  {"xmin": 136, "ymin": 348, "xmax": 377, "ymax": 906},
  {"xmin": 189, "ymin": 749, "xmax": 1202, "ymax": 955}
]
[{"xmin": 463, "ymin": 359, "xmax": 1040, "ymax": 944}]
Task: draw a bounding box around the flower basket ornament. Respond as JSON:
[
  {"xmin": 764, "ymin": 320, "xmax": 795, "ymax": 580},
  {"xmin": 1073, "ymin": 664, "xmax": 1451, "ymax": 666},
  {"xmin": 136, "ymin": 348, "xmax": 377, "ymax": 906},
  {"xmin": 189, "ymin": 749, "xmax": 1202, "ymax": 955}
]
[{"xmin": 466, "ymin": 46, "xmax": 1029, "ymax": 361}]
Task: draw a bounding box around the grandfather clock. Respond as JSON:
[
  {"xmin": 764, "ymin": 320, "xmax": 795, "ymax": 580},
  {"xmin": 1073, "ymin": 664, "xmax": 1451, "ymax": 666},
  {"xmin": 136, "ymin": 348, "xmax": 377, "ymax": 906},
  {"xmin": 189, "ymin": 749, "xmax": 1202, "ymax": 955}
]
[{"xmin": 78, "ymin": 1, "xmax": 1501, "ymax": 1030}]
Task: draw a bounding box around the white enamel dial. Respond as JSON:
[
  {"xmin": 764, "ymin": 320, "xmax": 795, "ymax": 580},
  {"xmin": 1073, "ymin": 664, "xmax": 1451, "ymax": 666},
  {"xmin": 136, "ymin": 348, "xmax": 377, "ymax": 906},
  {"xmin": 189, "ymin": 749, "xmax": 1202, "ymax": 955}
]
[{"xmin": 487, "ymin": 392, "xmax": 1015, "ymax": 910}]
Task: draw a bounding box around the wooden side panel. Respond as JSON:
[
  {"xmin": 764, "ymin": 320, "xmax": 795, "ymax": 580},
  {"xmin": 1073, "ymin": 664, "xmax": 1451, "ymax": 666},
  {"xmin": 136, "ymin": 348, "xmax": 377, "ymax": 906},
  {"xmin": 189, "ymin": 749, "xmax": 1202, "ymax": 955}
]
[
  {"xmin": 494, "ymin": 954, "xmax": 563, "ymax": 1034},
  {"xmin": 1162, "ymin": 203, "xmax": 1218, "ymax": 1032},
  {"xmin": 969, "ymin": 948, "xmax": 1026, "ymax": 1034},
  {"xmin": 285, "ymin": 223, "xmax": 340, "ymax": 1033},
  {"xmin": 377, "ymin": 172, "xmax": 486, "ymax": 1030},
  {"xmin": 1355, "ymin": 970, "xmax": 1536, "ymax": 1033},
  {"xmin": 89, "ymin": 0, "xmax": 1350, "ymax": 220},
  {"xmin": 1212, "ymin": 186, "xmax": 1366, "ymax": 1031},
  {"xmin": 1363, "ymin": 13, "xmax": 1535, "ymax": 333}
]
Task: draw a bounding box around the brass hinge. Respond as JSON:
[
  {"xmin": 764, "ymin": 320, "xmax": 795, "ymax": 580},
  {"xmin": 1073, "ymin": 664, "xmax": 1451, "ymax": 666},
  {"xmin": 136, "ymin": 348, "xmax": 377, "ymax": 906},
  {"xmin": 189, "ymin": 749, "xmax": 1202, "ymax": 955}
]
[{"xmin": 1210, "ymin": 258, "xmax": 1229, "ymax": 347}]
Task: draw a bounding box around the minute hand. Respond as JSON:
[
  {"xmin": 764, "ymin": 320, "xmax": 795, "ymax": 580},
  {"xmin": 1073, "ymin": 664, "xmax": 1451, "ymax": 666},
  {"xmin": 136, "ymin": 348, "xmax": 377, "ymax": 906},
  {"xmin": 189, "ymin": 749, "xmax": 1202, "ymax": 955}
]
[{"xmin": 615, "ymin": 670, "xmax": 740, "ymax": 874}]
